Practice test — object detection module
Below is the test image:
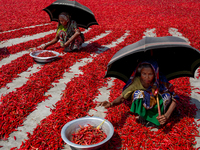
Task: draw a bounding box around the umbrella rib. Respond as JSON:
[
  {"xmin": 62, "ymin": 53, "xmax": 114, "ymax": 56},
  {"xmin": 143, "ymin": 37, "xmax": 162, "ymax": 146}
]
[
  {"xmin": 43, "ymin": 9, "xmax": 54, "ymax": 21},
  {"xmin": 105, "ymin": 71, "xmax": 129, "ymax": 82},
  {"xmin": 166, "ymin": 71, "xmax": 193, "ymax": 79},
  {"xmin": 53, "ymin": 2, "xmax": 95, "ymax": 15},
  {"xmin": 108, "ymin": 42, "xmax": 190, "ymax": 65}
]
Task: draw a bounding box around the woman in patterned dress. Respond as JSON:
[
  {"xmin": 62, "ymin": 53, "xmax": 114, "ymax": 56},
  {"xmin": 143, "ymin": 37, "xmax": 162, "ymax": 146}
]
[
  {"xmin": 98, "ymin": 60, "xmax": 179, "ymax": 127},
  {"xmin": 42, "ymin": 12, "xmax": 84, "ymax": 52}
]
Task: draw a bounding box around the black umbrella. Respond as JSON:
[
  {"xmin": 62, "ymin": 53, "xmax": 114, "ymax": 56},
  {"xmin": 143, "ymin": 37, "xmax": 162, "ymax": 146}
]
[
  {"xmin": 43, "ymin": 0, "xmax": 98, "ymax": 29},
  {"xmin": 105, "ymin": 36, "xmax": 200, "ymax": 83}
]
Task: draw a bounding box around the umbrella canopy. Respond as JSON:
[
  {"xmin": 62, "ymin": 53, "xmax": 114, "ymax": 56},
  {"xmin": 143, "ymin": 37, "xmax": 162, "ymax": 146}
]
[
  {"xmin": 105, "ymin": 36, "xmax": 200, "ymax": 83},
  {"xmin": 43, "ymin": 0, "xmax": 98, "ymax": 29}
]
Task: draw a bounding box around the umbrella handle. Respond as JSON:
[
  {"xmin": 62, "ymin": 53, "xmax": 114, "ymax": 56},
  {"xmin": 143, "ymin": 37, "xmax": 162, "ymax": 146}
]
[{"xmin": 156, "ymin": 94, "xmax": 161, "ymax": 116}]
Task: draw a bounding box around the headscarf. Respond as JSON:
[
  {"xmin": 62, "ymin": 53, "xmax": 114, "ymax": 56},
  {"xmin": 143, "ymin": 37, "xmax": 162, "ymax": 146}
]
[
  {"xmin": 58, "ymin": 12, "xmax": 71, "ymax": 27},
  {"xmin": 123, "ymin": 59, "xmax": 159, "ymax": 91},
  {"xmin": 123, "ymin": 59, "xmax": 179, "ymax": 110},
  {"xmin": 59, "ymin": 12, "xmax": 70, "ymax": 20}
]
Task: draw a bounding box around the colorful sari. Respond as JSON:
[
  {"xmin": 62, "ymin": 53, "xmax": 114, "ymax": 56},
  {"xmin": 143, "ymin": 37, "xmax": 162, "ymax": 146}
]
[
  {"xmin": 57, "ymin": 20, "xmax": 84, "ymax": 51},
  {"xmin": 122, "ymin": 60, "xmax": 179, "ymax": 126}
]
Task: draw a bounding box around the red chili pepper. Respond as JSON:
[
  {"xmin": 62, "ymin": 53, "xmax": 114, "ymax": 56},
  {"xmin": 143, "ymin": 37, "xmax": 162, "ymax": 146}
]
[
  {"xmin": 2, "ymin": 1, "xmax": 200, "ymax": 149},
  {"xmin": 71, "ymin": 124, "xmax": 107, "ymax": 145},
  {"xmin": 37, "ymin": 51, "xmax": 57, "ymax": 57},
  {"xmin": 92, "ymin": 108, "xmax": 98, "ymax": 111}
]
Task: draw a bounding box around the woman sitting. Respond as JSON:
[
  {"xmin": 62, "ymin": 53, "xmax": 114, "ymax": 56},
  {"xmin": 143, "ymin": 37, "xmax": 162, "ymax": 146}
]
[
  {"xmin": 98, "ymin": 60, "xmax": 179, "ymax": 127},
  {"xmin": 42, "ymin": 12, "xmax": 84, "ymax": 52}
]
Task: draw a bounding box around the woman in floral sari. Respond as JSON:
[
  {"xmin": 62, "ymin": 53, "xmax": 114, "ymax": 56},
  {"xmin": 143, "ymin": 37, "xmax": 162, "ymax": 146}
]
[
  {"xmin": 42, "ymin": 12, "xmax": 84, "ymax": 52},
  {"xmin": 98, "ymin": 60, "xmax": 179, "ymax": 127}
]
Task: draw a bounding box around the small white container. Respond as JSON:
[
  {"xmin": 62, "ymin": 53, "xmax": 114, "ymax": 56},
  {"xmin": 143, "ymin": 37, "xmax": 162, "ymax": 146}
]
[
  {"xmin": 61, "ymin": 116, "xmax": 114, "ymax": 150},
  {"xmin": 30, "ymin": 50, "xmax": 60, "ymax": 63}
]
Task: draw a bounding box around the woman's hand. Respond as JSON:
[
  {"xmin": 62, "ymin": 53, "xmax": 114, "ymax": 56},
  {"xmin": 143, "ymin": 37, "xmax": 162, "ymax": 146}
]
[
  {"xmin": 64, "ymin": 29, "xmax": 80, "ymax": 48},
  {"xmin": 41, "ymin": 45, "xmax": 47, "ymax": 50},
  {"xmin": 97, "ymin": 101, "xmax": 112, "ymax": 108},
  {"xmin": 42, "ymin": 36, "xmax": 59, "ymax": 50},
  {"xmin": 156, "ymin": 101, "xmax": 176, "ymax": 125},
  {"xmin": 156, "ymin": 114, "xmax": 168, "ymax": 125},
  {"xmin": 97, "ymin": 95, "xmax": 125, "ymax": 109},
  {"xmin": 28, "ymin": 48, "xmax": 38, "ymax": 52}
]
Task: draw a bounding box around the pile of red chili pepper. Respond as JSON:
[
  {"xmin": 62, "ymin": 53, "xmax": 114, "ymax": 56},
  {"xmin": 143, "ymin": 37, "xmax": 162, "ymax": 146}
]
[
  {"xmin": 37, "ymin": 51, "xmax": 57, "ymax": 57},
  {"xmin": 71, "ymin": 124, "xmax": 107, "ymax": 145},
  {"xmin": 1, "ymin": 0, "xmax": 200, "ymax": 149}
]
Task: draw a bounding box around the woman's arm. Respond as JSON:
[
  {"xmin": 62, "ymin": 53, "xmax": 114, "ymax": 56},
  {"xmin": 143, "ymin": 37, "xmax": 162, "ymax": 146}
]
[
  {"xmin": 42, "ymin": 35, "xmax": 59, "ymax": 50},
  {"xmin": 64, "ymin": 29, "xmax": 81, "ymax": 47},
  {"xmin": 156, "ymin": 101, "xmax": 176, "ymax": 125},
  {"xmin": 97, "ymin": 94, "xmax": 125, "ymax": 108}
]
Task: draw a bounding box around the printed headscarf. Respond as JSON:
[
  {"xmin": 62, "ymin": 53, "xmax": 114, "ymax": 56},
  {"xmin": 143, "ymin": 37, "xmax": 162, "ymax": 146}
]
[
  {"xmin": 123, "ymin": 59, "xmax": 159, "ymax": 91},
  {"xmin": 123, "ymin": 59, "xmax": 179, "ymax": 110},
  {"xmin": 58, "ymin": 12, "xmax": 70, "ymax": 23}
]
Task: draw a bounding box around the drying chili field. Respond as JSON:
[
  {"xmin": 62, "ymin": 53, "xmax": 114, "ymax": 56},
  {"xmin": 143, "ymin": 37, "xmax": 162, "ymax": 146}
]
[{"xmin": 0, "ymin": 0, "xmax": 200, "ymax": 149}]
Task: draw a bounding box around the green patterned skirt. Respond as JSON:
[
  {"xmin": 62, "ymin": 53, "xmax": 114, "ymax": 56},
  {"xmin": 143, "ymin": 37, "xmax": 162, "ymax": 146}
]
[{"xmin": 130, "ymin": 94, "xmax": 164, "ymax": 126}]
